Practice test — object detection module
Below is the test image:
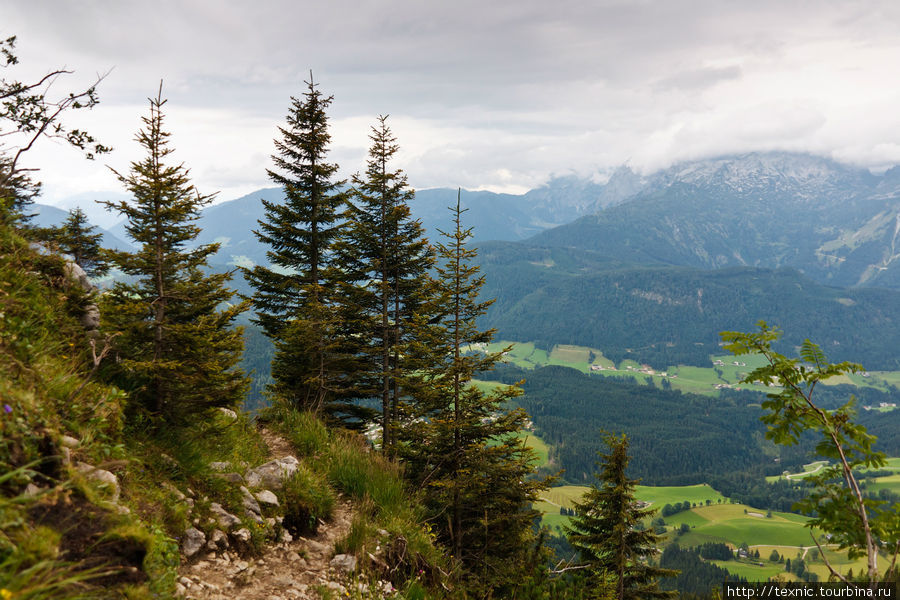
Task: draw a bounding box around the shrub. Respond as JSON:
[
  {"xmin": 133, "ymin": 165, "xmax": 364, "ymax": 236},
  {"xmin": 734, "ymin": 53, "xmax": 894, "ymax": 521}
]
[{"xmin": 280, "ymin": 465, "xmax": 335, "ymax": 535}]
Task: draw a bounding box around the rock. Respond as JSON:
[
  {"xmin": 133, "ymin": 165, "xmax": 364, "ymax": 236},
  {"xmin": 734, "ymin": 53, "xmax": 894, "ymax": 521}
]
[
  {"xmin": 75, "ymin": 462, "xmax": 120, "ymax": 502},
  {"xmin": 330, "ymin": 553, "xmax": 357, "ymax": 573},
  {"xmin": 240, "ymin": 486, "xmax": 262, "ymax": 516},
  {"xmin": 217, "ymin": 407, "xmax": 238, "ymax": 422},
  {"xmin": 63, "ymin": 261, "xmax": 94, "ymax": 292},
  {"xmin": 163, "ymin": 483, "xmax": 187, "ymax": 501},
  {"xmin": 81, "ymin": 304, "xmax": 100, "ymax": 330},
  {"xmin": 244, "ymin": 456, "xmax": 299, "ymax": 490},
  {"xmin": 256, "ymin": 489, "xmax": 280, "ymax": 506},
  {"xmin": 23, "ymin": 483, "xmax": 43, "ymax": 497},
  {"xmin": 231, "ymin": 528, "xmax": 252, "ymax": 543},
  {"xmin": 279, "ymin": 529, "xmax": 293, "ymax": 543},
  {"xmin": 323, "ymin": 581, "xmax": 346, "ymax": 594},
  {"xmin": 206, "ymin": 529, "xmax": 229, "ymax": 551},
  {"xmin": 208, "ymin": 461, "xmax": 232, "ymax": 472},
  {"xmin": 174, "ymin": 581, "xmax": 187, "ymax": 596},
  {"xmin": 209, "ymin": 502, "xmax": 241, "ymax": 530},
  {"xmin": 59, "ymin": 435, "xmax": 80, "ymax": 448},
  {"xmin": 182, "ymin": 527, "xmax": 206, "ymax": 558},
  {"xmin": 217, "ymin": 472, "xmax": 245, "ymax": 484}
]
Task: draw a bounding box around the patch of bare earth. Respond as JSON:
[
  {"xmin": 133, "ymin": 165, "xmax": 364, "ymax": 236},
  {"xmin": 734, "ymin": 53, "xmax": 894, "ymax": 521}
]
[{"xmin": 177, "ymin": 428, "xmax": 360, "ymax": 600}]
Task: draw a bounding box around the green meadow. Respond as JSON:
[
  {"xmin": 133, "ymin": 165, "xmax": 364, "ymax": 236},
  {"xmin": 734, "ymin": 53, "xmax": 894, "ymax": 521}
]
[{"xmin": 477, "ymin": 340, "xmax": 900, "ymax": 401}]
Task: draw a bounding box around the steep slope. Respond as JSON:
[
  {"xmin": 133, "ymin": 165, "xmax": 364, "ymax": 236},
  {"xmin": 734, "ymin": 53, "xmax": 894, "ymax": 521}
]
[
  {"xmin": 530, "ymin": 152, "xmax": 900, "ymax": 288},
  {"xmin": 0, "ymin": 224, "xmax": 447, "ymax": 598}
]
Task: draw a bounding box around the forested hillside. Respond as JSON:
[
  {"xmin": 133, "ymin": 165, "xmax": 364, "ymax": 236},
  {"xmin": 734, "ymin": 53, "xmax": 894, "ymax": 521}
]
[
  {"xmin": 491, "ymin": 363, "xmax": 900, "ymax": 486},
  {"xmin": 478, "ymin": 244, "xmax": 900, "ymax": 369}
]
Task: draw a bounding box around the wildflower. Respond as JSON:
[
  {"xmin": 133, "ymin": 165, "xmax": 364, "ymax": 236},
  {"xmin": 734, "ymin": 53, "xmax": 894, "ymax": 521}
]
[
  {"xmin": 3, "ymin": 404, "xmax": 11, "ymax": 414},
  {"xmin": 1, "ymin": 588, "xmax": 13, "ymax": 599}
]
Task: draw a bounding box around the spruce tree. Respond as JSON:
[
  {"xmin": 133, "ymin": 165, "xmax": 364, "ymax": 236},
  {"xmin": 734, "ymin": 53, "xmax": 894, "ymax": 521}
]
[
  {"xmin": 45, "ymin": 207, "xmax": 109, "ymax": 277},
  {"xmin": 402, "ymin": 193, "xmax": 549, "ymax": 594},
  {"xmin": 100, "ymin": 86, "xmax": 248, "ymax": 419},
  {"xmin": 337, "ymin": 115, "xmax": 432, "ymax": 452},
  {"xmin": 245, "ymin": 75, "xmax": 357, "ymax": 423},
  {"xmin": 566, "ymin": 433, "xmax": 677, "ymax": 600}
]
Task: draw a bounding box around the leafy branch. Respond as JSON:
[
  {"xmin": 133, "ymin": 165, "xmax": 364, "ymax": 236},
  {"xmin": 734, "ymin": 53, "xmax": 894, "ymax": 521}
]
[{"xmin": 721, "ymin": 321, "xmax": 900, "ymax": 584}]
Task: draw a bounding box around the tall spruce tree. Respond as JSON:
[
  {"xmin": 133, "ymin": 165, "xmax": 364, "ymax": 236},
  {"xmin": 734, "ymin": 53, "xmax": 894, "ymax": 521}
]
[
  {"xmin": 401, "ymin": 194, "xmax": 549, "ymax": 595},
  {"xmin": 100, "ymin": 86, "xmax": 248, "ymax": 419},
  {"xmin": 245, "ymin": 75, "xmax": 357, "ymax": 423},
  {"xmin": 566, "ymin": 433, "xmax": 677, "ymax": 600},
  {"xmin": 337, "ymin": 115, "xmax": 432, "ymax": 452}
]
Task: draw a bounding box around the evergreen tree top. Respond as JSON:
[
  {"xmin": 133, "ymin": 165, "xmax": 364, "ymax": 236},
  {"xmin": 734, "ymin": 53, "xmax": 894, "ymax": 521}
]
[{"xmin": 103, "ymin": 83, "xmax": 217, "ymax": 275}]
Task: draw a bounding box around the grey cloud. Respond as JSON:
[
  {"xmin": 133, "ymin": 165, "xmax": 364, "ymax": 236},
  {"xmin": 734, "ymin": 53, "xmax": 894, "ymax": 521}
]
[{"xmin": 654, "ymin": 65, "xmax": 743, "ymax": 92}]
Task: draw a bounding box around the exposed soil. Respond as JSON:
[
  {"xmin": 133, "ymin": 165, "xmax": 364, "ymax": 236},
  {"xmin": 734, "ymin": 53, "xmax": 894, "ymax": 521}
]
[{"xmin": 176, "ymin": 428, "xmax": 366, "ymax": 600}]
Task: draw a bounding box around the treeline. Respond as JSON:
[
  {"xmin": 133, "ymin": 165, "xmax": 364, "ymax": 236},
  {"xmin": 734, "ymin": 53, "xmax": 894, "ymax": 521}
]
[{"xmin": 659, "ymin": 544, "xmax": 747, "ymax": 598}]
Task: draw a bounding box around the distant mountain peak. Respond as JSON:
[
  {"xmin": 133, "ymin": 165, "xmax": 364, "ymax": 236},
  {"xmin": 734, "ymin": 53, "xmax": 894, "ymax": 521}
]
[{"xmin": 654, "ymin": 151, "xmax": 874, "ymax": 199}]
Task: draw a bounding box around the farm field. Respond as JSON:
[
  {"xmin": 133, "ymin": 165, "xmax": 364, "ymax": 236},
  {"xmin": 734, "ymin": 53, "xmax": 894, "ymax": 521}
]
[
  {"xmin": 666, "ymin": 504, "xmax": 816, "ymax": 548},
  {"xmin": 479, "ymin": 340, "xmax": 900, "ymax": 400},
  {"xmin": 766, "ymin": 458, "xmax": 900, "ymax": 496},
  {"xmin": 765, "ymin": 460, "xmax": 829, "ymax": 482}
]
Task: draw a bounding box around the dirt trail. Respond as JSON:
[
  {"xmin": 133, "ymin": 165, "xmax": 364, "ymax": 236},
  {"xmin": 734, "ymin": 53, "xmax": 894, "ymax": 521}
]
[{"xmin": 177, "ymin": 428, "xmax": 360, "ymax": 600}]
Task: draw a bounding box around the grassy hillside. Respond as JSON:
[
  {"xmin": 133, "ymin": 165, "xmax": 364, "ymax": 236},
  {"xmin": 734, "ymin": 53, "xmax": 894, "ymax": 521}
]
[{"xmin": 0, "ymin": 225, "xmax": 445, "ymax": 598}]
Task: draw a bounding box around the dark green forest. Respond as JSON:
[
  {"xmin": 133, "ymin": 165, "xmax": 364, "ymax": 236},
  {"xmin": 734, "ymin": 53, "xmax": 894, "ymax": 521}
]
[
  {"xmin": 492, "ymin": 363, "xmax": 900, "ymax": 486},
  {"xmin": 478, "ymin": 243, "xmax": 900, "ymax": 370}
]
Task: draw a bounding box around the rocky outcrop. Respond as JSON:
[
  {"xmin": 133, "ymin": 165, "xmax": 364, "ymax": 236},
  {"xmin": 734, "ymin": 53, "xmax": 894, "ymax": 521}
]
[
  {"xmin": 75, "ymin": 461, "xmax": 120, "ymax": 503},
  {"xmin": 62, "ymin": 261, "xmax": 100, "ymax": 331},
  {"xmin": 244, "ymin": 456, "xmax": 299, "ymax": 491}
]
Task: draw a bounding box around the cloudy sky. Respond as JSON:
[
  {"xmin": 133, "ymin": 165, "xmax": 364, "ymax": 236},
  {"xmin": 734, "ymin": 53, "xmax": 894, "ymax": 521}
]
[{"xmin": 5, "ymin": 1, "xmax": 900, "ymax": 212}]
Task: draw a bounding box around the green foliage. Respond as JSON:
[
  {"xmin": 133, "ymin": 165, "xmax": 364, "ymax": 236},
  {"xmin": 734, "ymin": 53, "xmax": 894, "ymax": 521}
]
[
  {"xmin": 566, "ymin": 433, "xmax": 677, "ymax": 600},
  {"xmin": 100, "ymin": 87, "xmax": 248, "ymax": 420},
  {"xmin": 280, "ymin": 465, "xmax": 336, "ymax": 535},
  {"xmin": 245, "ymin": 75, "xmax": 359, "ymax": 424},
  {"xmin": 336, "ymin": 114, "xmax": 433, "ymax": 454},
  {"xmin": 400, "ymin": 196, "xmax": 551, "ymax": 596},
  {"xmin": 477, "ymin": 243, "xmax": 900, "ymax": 371},
  {"xmin": 722, "ymin": 322, "xmax": 900, "ymax": 583},
  {"xmin": 324, "ymin": 433, "xmax": 405, "ymax": 512},
  {"xmin": 262, "ymin": 402, "xmax": 331, "ymax": 457},
  {"xmin": 37, "ymin": 208, "xmax": 109, "ymax": 277},
  {"xmin": 495, "ymin": 363, "xmax": 771, "ymax": 485},
  {"xmin": 0, "ymin": 35, "xmax": 110, "ymax": 228},
  {"xmin": 264, "ymin": 407, "xmax": 447, "ymax": 590}
]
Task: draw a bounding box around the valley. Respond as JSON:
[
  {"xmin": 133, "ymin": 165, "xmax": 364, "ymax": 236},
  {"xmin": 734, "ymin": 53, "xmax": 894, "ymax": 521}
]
[{"xmin": 470, "ymin": 339, "xmax": 900, "ymax": 583}]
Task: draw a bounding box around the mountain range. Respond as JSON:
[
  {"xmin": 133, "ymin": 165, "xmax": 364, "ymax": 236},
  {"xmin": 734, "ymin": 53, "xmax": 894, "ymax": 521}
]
[{"xmin": 37, "ymin": 151, "xmax": 900, "ymax": 369}]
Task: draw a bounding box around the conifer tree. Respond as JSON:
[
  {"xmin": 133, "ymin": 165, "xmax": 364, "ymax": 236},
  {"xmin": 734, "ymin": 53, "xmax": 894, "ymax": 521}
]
[
  {"xmin": 100, "ymin": 86, "xmax": 248, "ymax": 419},
  {"xmin": 244, "ymin": 75, "xmax": 358, "ymax": 423},
  {"xmin": 337, "ymin": 115, "xmax": 432, "ymax": 452},
  {"xmin": 566, "ymin": 433, "xmax": 677, "ymax": 600},
  {"xmin": 402, "ymin": 193, "xmax": 549, "ymax": 594},
  {"xmin": 45, "ymin": 207, "xmax": 109, "ymax": 277}
]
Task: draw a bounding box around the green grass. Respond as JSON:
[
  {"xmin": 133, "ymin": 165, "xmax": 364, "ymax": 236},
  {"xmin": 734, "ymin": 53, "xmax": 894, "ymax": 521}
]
[
  {"xmin": 535, "ymin": 485, "xmax": 823, "ymax": 553},
  {"xmin": 477, "ymin": 339, "xmax": 900, "ymax": 400},
  {"xmin": 765, "ymin": 460, "xmax": 830, "ymax": 482},
  {"xmin": 539, "ymin": 483, "xmax": 726, "ymax": 510},
  {"xmin": 635, "ymin": 484, "xmax": 726, "ymax": 507},
  {"xmin": 863, "ymin": 474, "xmax": 900, "ymax": 495},
  {"xmin": 710, "ymin": 559, "xmax": 795, "ymax": 581},
  {"xmin": 666, "ymin": 504, "xmax": 817, "ymax": 547}
]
